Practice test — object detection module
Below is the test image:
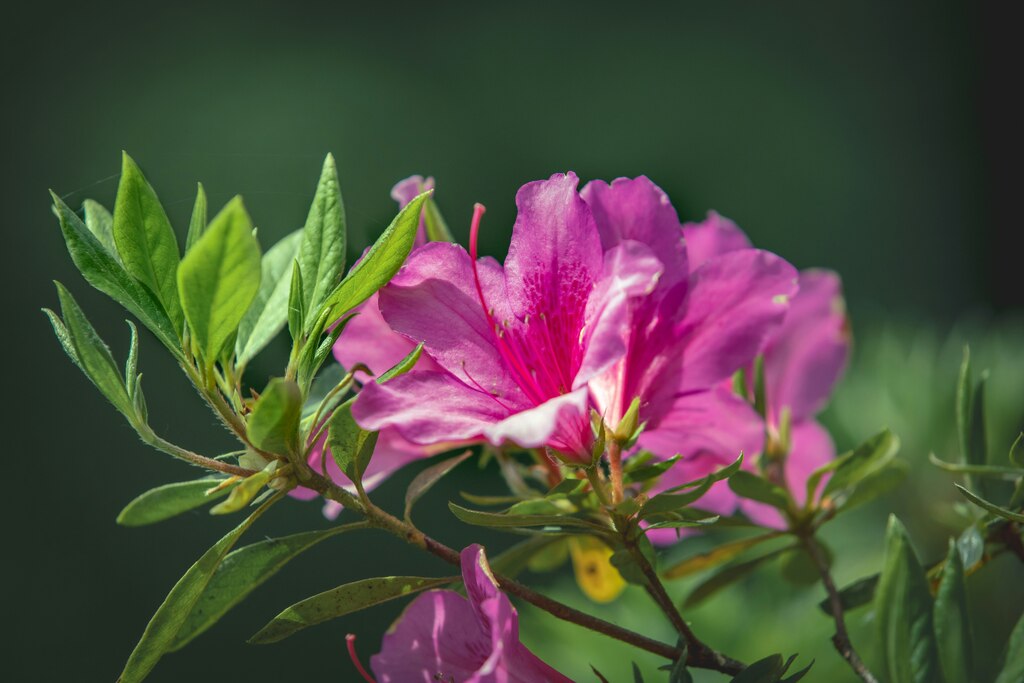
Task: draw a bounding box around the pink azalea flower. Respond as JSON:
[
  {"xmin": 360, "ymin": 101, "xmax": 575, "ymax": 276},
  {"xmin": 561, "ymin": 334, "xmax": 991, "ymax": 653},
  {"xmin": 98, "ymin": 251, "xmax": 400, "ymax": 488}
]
[
  {"xmin": 737, "ymin": 269, "xmax": 850, "ymax": 528},
  {"xmin": 643, "ymin": 212, "xmax": 849, "ymax": 537},
  {"xmin": 370, "ymin": 544, "xmax": 572, "ymax": 683},
  {"xmin": 354, "ymin": 174, "xmax": 797, "ymax": 465}
]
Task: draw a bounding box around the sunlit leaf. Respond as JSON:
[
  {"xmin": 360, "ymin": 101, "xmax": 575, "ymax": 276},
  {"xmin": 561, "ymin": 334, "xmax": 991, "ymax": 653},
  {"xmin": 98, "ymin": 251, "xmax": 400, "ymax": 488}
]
[
  {"xmin": 874, "ymin": 515, "xmax": 944, "ymax": 683},
  {"xmin": 249, "ymin": 575, "xmax": 452, "ymax": 644},
  {"xmin": 117, "ymin": 478, "xmax": 234, "ymax": 526},
  {"xmin": 117, "ymin": 493, "xmax": 279, "ymax": 682},
  {"xmin": 177, "ymin": 197, "xmax": 262, "ymax": 364},
  {"xmin": 236, "ymin": 230, "xmax": 302, "ymax": 367},
  {"xmin": 934, "ymin": 540, "xmax": 972, "ymax": 683}
]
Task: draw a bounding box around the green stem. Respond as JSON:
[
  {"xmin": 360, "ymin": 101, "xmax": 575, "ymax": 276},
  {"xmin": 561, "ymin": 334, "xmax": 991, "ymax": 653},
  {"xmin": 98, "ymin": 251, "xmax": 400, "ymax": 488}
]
[{"xmin": 800, "ymin": 534, "xmax": 878, "ymax": 683}]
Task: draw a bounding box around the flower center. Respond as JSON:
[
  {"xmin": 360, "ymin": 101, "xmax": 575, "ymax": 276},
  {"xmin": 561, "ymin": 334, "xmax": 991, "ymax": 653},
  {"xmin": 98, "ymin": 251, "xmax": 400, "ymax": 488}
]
[{"xmin": 468, "ymin": 204, "xmax": 579, "ymax": 406}]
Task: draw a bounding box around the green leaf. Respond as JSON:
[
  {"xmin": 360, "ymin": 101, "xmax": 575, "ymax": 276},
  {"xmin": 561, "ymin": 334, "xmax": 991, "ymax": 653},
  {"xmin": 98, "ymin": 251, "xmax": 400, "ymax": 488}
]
[
  {"xmin": 117, "ymin": 493, "xmax": 279, "ymax": 683},
  {"xmin": 683, "ymin": 546, "xmax": 794, "ymax": 608},
  {"xmin": 955, "ymin": 484, "xmax": 1024, "ymax": 523},
  {"xmin": 404, "ymin": 450, "xmax": 472, "ymax": 521},
  {"xmin": 874, "ymin": 515, "xmax": 944, "ymax": 683},
  {"xmin": 818, "ymin": 574, "xmax": 879, "ymax": 617},
  {"xmin": 934, "ymin": 540, "xmax": 972, "ymax": 683},
  {"xmin": 236, "ymin": 230, "xmax": 302, "ymax": 367},
  {"xmin": 1009, "ymin": 432, "xmax": 1024, "ymax": 468},
  {"xmin": 956, "ymin": 346, "xmax": 972, "ymax": 467},
  {"xmin": 185, "ymin": 183, "xmax": 207, "ymax": 252},
  {"xmin": 632, "ymin": 662, "xmax": 645, "ymax": 683},
  {"xmin": 835, "ymin": 459, "xmax": 908, "ymax": 512},
  {"xmin": 728, "ymin": 471, "xmax": 791, "ymax": 510},
  {"xmin": 170, "ymin": 525, "xmax": 360, "ymax": 650},
  {"xmin": 287, "ymin": 261, "xmax": 304, "ymax": 342},
  {"xmin": 732, "ymin": 654, "xmax": 784, "ymax": 683},
  {"xmin": 377, "ymin": 342, "xmax": 424, "ymax": 382},
  {"xmin": 487, "ymin": 536, "xmax": 565, "ymax": 579},
  {"xmin": 641, "ymin": 481, "xmax": 715, "ymax": 517},
  {"xmin": 326, "ymin": 400, "xmax": 377, "ymax": 484},
  {"xmin": 177, "ymin": 197, "xmax": 262, "ymax": 364},
  {"xmin": 778, "ymin": 546, "xmax": 826, "ymax": 586},
  {"xmin": 321, "ymin": 191, "xmax": 431, "ymax": 323},
  {"xmin": 82, "ymin": 199, "xmax": 119, "ymax": 261},
  {"xmin": 249, "ymin": 575, "xmax": 452, "ymax": 644},
  {"xmin": 448, "ymin": 502, "xmax": 605, "ymax": 532},
  {"xmin": 247, "ymin": 379, "xmax": 302, "ymax": 456},
  {"xmin": 752, "ymin": 354, "xmax": 766, "ymax": 418},
  {"xmin": 117, "ymin": 478, "xmax": 234, "ymax": 526},
  {"xmin": 297, "ymin": 154, "xmax": 347, "ymax": 328},
  {"xmin": 51, "ymin": 192, "xmax": 181, "ymax": 355},
  {"xmin": 928, "ymin": 453, "xmax": 1022, "ymax": 479},
  {"xmin": 50, "ymin": 283, "xmax": 133, "ymax": 418},
  {"xmin": 994, "ymin": 611, "xmax": 1024, "ymax": 683},
  {"xmin": 821, "ymin": 429, "xmax": 900, "ymax": 499},
  {"xmin": 113, "ymin": 152, "xmax": 183, "ymax": 330},
  {"xmin": 423, "ymin": 195, "xmax": 454, "ymax": 242},
  {"xmin": 663, "ymin": 532, "xmax": 782, "ymax": 579},
  {"xmin": 210, "ymin": 465, "xmax": 276, "ymax": 515}
]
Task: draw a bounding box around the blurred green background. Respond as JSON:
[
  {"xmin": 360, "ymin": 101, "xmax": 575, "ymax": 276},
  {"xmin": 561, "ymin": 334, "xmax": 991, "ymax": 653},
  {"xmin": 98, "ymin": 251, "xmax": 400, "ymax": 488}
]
[{"xmin": 4, "ymin": 1, "xmax": 1021, "ymax": 680}]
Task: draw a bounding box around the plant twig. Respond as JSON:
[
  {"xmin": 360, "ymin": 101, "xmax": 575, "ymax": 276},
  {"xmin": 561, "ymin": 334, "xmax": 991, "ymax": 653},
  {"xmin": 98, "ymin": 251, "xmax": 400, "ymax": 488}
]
[
  {"xmin": 299, "ymin": 470, "xmax": 742, "ymax": 673},
  {"xmin": 623, "ymin": 527, "xmax": 745, "ymax": 674},
  {"xmin": 801, "ymin": 535, "xmax": 878, "ymax": 683}
]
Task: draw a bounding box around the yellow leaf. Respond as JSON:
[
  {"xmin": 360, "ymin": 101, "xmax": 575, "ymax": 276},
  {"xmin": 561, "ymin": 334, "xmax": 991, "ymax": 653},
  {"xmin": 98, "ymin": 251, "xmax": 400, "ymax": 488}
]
[{"xmin": 570, "ymin": 536, "xmax": 626, "ymax": 603}]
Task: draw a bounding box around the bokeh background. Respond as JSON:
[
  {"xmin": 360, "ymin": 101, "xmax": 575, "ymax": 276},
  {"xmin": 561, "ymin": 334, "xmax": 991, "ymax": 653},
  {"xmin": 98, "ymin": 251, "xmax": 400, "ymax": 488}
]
[{"xmin": 4, "ymin": 1, "xmax": 1022, "ymax": 680}]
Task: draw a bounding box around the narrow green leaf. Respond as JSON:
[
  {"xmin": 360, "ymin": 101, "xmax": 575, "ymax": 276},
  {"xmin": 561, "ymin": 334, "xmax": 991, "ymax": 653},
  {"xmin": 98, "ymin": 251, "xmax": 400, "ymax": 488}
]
[
  {"xmin": 82, "ymin": 199, "xmax": 119, "ymax": 261},
  {"xmin": 321, "ymin": 191, "xmax": 431, "ymax": 323},
  {"xmin": 298, "ymin": 154, "xmax": 347, "ymax": 328},
  {"xmin": 955, "ymin": 484, "xmax": 1024, "ymax": 523},
  {"xmin": 1009, "ymin": 432, "xmax": 1024, "ymax": 468},
  {"xmin": 664, "ymin": 532, "xmax": 782, "ymax": 579},
  {"xmin": 377, "ymin": 342, "xmax": 424, "ymax": 382},
  {"xmin": 113, "ymin": 152, "xmax": 183, "ymax": 330},
  {"xmin": 448, "ymin": 502, "xmax": 604, "ymax": 532},
  {"xmin": 728, "ymin": 471, "xmax": 791, "ymax": 510},
  {"xmin": 170, "ymin": 524, "xmax": 361, "ymax": 650},
  {"xmin": 125, "ymin": 321, "xmax": 140, "ymax": 399},
  {"xmin": 51, "ymin": 192, "xmax": 181, "ymax": 355},
  {"xmin": 641, "ymin": 481, "xmax": 714, "ymax": 517},
  {"xmin": 632, "ymin": 662, "xmax": 645, "ymax": 683},
  {"xmin": 660, "ymin": 453, "xmax": 744, "ymax": 494},
  {"xmin": 752, "ymin": 354, "xmax": 766, "ymax": 418},
  {"xmin": 934, "ymin": 540, "xmax": 972, "ymax": 683},
  {"xmin": 53, "ymin": 282, "xmax": 133, "ymax": 418},
  {"xmin": 928, "ymin": 453, "xmax": 1022, "ymax": 478},
  {"xmin": 249, "ymin": 575, "xmax": 451, "ymax": 644},
  {"xmin": 835, "ymin": 459, "xmax": 908, "ymax": 512},
  {"xmin": 994, "ymin": 611, "xmax": 1024, "ymax": 683},
  {"xmin": 683, "ymin": 546, "xmax": 793, "ymax": 608},
  {"xmin": 117, "ymin": 478, "xmax": 234, "ymax": 526},
  {"xmin": 405, "ymin": 450, "xmax": 473, "ymax": 521},
  {"xmin": 874, "ymin": 515, "xmax": 944, "ymax": 683},
  {"xmin": 287, "ymin": 260, "xmax": 304, "ymax": 342},
  {"xmin": 327, "ymin": 401, "xmax": 377, "ymax": 483},
  {"xmin": 731, "ymin": 654, "xmax": 784, "ymax": 683},
  {"xmin": 177, "ymin": 196, "xmax": 262, "ymax": 364},
  {"xmin": 247, "ymin": 379, "xmax": 302, "ymax": 456},
  {"xmin": 117, "ymin": 493, "xmax": 279, "ymax": 683},
  {"xmin": 818, "ymin": 574, "xmax": 879, "ymax": 617},
  {"xmin": 210, "ymin": 465, "xmax": 275, "ymax": 515},
  {"xmin": 42, "ymin": 308, "xmax": 81, "ymax": 370},
  {"xmin": 236, "ymin": 230, "xmax": 302, "ymax": 367},
  {"xmin": 423, "ymin": 195, "xmax": 454, "ymax": 242},
  {"xmin": 821, "ymin": 429, "xmax": 900, "ymax": 498},
  {"xmin": 185, "ymin": 182, "xmax": 207, "ymax": 252},
  {"xmin": 489, "ymin": 536, "xmax": 565, "ymax": 579}
]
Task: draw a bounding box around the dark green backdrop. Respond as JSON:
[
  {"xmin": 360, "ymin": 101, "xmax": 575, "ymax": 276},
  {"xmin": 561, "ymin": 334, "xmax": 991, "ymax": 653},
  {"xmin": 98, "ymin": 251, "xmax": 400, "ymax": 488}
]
[{"xmin": 4, "ymin": 1, "xmax": 1018, "ymax": 680}]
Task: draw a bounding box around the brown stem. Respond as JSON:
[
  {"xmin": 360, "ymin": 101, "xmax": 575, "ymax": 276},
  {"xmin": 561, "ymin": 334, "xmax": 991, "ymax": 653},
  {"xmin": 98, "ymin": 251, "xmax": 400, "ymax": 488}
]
[
  {"xmin": 608, "ymin": 440, "xmax": 624, "ymax": 504},
  {"xmin": 801, "ymin": 535, "xmax": 878, "ymax": 683},
  {"xmin": 299, "ymin": 470, "xmax": 742, "ymax": 674},
  {"xmin": 146, "ymin": 433, "xmax": 256, "ymax": 478},
  {"xmin": 624, "ymin": 529, "xmax": 745, "ymax": 674}
]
